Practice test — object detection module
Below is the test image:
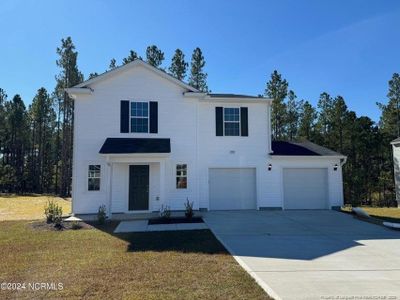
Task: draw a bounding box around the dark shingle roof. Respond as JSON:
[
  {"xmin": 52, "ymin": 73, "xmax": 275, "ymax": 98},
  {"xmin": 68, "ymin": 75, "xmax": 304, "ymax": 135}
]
[
  {"xmin": 99, "ymin": 138, "xmax": 171, "ymax": 154},
  {"xmin": 271, "ymin": 141, "xmax": 344, "ymax": 157}
]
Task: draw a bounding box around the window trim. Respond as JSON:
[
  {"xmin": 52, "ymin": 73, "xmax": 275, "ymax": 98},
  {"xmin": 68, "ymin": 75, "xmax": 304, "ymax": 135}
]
[
  {"xmin": 223, "ymin": 107, "xmax": 241, "ymax": 136},
  {"xmin": 176, "ymin": 164, "xmax": 188, "ymax": 189},
  {"xmin": 130, "ymin": 101, "xmax": 150, "ymax": 133},
  {"xmin": 88, "ymin": 164, "xmax": 101, "ymax": 191}
]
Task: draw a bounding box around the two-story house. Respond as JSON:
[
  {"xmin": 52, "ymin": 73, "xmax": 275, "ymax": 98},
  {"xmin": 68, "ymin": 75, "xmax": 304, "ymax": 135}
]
[{"xmin": 66, "ymin": 59, "xmax": 346, "ymax": 218}]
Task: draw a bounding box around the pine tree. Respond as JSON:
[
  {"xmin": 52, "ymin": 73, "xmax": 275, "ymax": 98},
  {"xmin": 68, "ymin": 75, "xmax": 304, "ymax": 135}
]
[
  {"xmin": 54, "ymin": 37, "xmax": 83, "ymax": 196},
  {"xmin": 0, "ymin": 88, "xmax": 7, "ymax": 163},
  {"xmin": 169, "ymin": 49, "xmax": 188, "ymax": 80},
  {"xmin": 189, "ymin": 48, "xmax": 208, "ymax": 92},
  {"xmin": 298, "ymin": 100, "xmax": 317, "ymax": 140},
  {"xmin": 109, "ymin": 58, "xmax": 117, "ymax": 70},
  {"xmin": 27, "ymin": 88, "xmax": 56, "ymax": 193},
  {"xmin": 4, "ymin": 95, "xmax": 29, "ymax": 192},
  {"xmin": 378, "ymin": 73, "xmax": 400, "ymax": 138},
  {"xmin": 122, "ymin": 50, "xmax": 140, "ymax": 65},
  {"xmin": 265, "ymin": 70, "xmax": 288, "ymax": 140},
  {"xmin": 330, "ymin": 96, "xmax": 348, "ymax": 152},
  {"xmin": 88, "ymin": 72, "xmax": 98, "ymax": 79},
  {"xmin": 315, "ymin": 92, "xmax": 334, "ymax": 147},
  {"xmin": 146, "ymin": 45, "xmax": 164, "ymax": 68},
  {"xmin": 286, "ymin": 90, "xmax": 300, "ymax": 140}
]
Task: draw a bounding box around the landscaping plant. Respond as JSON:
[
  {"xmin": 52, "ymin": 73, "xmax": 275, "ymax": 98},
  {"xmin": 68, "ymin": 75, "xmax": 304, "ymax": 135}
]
[
  {"xmin": 97, "ymin": 205, "xmax": 107, "ymax": 225},
  {"xmin": 71, "ymin": 221, "xmax": 82, "ymax": 230},
  {"xmin": 44, "ymin": 200, "xmax": 63, "ymax": 224},
  {"xmin": 184, "ymin": 198, "xmax": 194, "ymax": 219},
  {"xmin": 159, "ymin": 204, "xmax": 171, "ymax": 219}
]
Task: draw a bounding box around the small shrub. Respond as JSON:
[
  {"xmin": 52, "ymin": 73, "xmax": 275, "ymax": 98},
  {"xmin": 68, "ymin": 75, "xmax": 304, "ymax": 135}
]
[
  {"xmin": 53, "ymin": 205, "xmax": 63, "ymax": 229},
  {"xmin": 44, "ymin": 200, "xmax": 62, "ymax": 224},
  {"xmin": 97, "ymin": 205, "xmax": 107, "ymax": 225},
  {"xmin": 160, "ymin": 204, "xmax": 171, "ymax": 219},
  {"xmin": 71, "ymin": 221, "xmax": 82, "ymax": 230},
  {"xmin": 184, "ymin": 198, "xmax": 194, "ymax": 219}
]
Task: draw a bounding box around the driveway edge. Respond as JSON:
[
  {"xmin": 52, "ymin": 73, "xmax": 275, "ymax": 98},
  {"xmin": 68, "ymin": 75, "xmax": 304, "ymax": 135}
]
[{"xmin": 204, "ymin": 220, "xmax": 282, "ymax": 300}]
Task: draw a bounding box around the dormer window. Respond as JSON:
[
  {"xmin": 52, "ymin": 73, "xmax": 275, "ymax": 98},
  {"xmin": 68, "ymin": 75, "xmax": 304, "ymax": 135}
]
[{"xmin": 131, "ymin": 102, "xmax": 149, "ymax": 133}]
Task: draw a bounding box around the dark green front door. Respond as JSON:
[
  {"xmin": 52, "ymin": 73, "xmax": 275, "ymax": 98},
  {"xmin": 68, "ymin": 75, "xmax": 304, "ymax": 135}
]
[{"xmin": 129, "ymin": 165, "xmax": 149, "ymax": 211}]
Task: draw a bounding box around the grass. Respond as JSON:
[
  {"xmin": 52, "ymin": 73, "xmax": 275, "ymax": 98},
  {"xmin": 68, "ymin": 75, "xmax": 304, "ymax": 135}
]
[
  {"xmin": 341, "ymin": 206, "xmax": 400, "ymax": 223},
  {"xmin": 0, "ymin": 194, "xmax": 71, "ymax": 221},
  {"xmin": 0, "ymin": 196, "xmax": 270, "ymax": 299}
]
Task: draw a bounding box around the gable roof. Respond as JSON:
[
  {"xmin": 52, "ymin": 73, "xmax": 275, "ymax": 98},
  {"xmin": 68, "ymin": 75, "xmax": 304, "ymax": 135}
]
[
  {"xmin": 74, "ymin": 59, "xmax": 199, "ymax": 92},
  {"xmin": 391, "ymin": 137, "xmax": 400, "ymax": 144},
  {"xmin": 271, "ymin": 140, "xmax": 345, "ymax": 157}
]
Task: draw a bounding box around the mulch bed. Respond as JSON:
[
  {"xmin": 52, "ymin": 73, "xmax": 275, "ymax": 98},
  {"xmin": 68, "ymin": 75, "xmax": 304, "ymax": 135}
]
[
  {"xmin": 148, "ymin": 217, "xmax": 204, "ymax": 225},
  {"xmin": 30, "ymin": 220, "xmax": 94, "ymax": 231}
]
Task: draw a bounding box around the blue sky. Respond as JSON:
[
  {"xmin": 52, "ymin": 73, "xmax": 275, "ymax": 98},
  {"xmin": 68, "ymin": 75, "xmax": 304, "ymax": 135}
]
[{"xmin": 1, "ymin": 0, "xmax": 400, "ymax": 121}]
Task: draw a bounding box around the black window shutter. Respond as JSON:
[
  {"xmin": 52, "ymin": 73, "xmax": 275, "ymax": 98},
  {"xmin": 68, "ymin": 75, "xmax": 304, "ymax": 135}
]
[
  {"xmin": 149, "ymin": 101, "xmax": 158, "ymax": 133},
  {"xmin": 240, "ymin": 107, "xmax": 248, "ymax": 136},
  {"xmin": 120, "ymin": 100, "xmax": 129, "ymax": 133},
  {"xmin": 215, "ymin": 107, "xmax": 223, "ymax": 136}
]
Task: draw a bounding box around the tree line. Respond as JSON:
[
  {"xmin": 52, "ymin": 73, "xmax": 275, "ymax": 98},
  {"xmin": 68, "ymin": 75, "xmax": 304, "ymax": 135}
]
[
  {"xmin": 0, "ymin": 37, "xmax": 208, "ymax": 196},
  {"xmin": 265, "ymin": 71, "xmax": 400, "ymax": 206},
  {"xmin": 0, "ymin": 36, "xmax": 399, "ymax": 206}
]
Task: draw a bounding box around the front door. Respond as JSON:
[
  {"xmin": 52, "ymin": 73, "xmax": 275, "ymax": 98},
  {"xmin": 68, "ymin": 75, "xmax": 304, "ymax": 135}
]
[{"xmin": 129, "ymin": 165, "xmax": 149, "ymax": 211}]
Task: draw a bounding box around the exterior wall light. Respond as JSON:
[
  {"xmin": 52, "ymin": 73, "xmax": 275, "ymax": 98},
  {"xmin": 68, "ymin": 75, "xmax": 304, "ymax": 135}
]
[
  {"xmin": 268, "ymin": 163, "xmax": 272, "ymax": 171},
  {"xmin": 333, "ymin": 164, "xmax": 338, "ymax": 171}
]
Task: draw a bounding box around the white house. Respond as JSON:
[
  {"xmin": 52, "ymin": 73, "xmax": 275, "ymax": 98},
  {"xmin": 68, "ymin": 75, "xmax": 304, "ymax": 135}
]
[
  {"xmin": 66, "ymin": 59, "xmax": 346, "ymax": 217},
  {"xmin": 391, "ymin": 138, "xmax": 400, "ymax": 207}
]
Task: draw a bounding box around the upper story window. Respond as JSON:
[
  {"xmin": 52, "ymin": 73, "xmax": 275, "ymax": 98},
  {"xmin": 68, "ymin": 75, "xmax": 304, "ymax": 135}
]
[
  {"xmin": 224, "ymin": 108, "xmax": 240, "ymax": 136},
  {"xmin": 131, "ymin": 102, "xmax": 149, "ymax": 133},
  {"xmin": 88, "ymin": 165, "xmax": 101, "ymax": 191},
  {"xmin": 216, "ymin": 106, "xmax": 248, "ymax": 137}
]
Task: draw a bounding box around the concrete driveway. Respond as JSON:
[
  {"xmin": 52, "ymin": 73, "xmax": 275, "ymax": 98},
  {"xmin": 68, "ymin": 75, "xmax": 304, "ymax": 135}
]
[{"xmin": 203, "ymin": 210, "xmax": 400, "ymax": 300}]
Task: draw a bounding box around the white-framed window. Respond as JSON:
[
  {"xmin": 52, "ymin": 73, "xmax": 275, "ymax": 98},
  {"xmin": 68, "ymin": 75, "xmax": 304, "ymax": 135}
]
[
  {"xmin": 224, "ymin": 107, "xmax": 240, "ymax": 136},
  {"xmin": 88, "ymin": 165, "xmax": 101, "ymax": 191},
  {"xmin": 176, "ymin": 164, "xmax": 187, "ymax": 189},
  {"xmin": 130, "ymin": 101, "xmax": 149, "ymax": 133}
]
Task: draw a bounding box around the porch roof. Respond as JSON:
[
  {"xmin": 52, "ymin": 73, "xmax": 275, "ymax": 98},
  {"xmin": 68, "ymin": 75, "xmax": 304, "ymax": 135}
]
[{"xmin": 99, "ymin": 138, "xmax": 171, "ymax": 154}]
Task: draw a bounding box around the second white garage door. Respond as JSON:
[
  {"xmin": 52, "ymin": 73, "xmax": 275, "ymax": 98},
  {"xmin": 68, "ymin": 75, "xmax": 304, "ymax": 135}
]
[
  {"xmin": 283, "ymin": 168, "xmax": 328, "ymax": 209},
  {"xmin": 209, "ymin": 168, "xmax": 256, "ymax": 210}
]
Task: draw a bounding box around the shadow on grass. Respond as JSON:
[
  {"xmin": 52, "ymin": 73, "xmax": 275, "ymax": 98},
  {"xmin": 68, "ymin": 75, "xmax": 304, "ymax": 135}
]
[
  {"xmin": 88, "ymin": 221, "xmax": 227, "ymax": 254},
  {"xmin": 369, "ymin": 215, "xmax": 400, "ymax": 224}
]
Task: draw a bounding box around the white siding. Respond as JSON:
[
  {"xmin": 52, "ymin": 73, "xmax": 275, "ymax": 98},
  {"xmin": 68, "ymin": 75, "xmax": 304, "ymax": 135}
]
[
  {"xmin": 393, "ymin": 144, "xmax": 400, "ymax": 203},
  {"xmin": 72, "ymin": 65, "xmax": 198, "ymax": 213},
  {"xmin": 71, "ymin": 62, "xmax": 344, "ymax": 214},
  {"xmin": 264, "ymin": 157, "xmax": 344, "ymax": 209}
]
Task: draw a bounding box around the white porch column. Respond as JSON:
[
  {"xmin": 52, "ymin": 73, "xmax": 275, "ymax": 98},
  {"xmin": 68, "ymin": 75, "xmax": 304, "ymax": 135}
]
[
  {"xmin": 159, "ymin": 160, "xmax": 166, "ymax": 208},
  {"xmin": 107, "ymin": 162, "xmax": 113, "ymax": 218}
]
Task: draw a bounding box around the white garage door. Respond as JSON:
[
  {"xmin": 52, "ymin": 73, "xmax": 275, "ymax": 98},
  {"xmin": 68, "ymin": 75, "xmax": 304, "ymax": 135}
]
[
  {"xmin": 283, "ymin": 168, "xmax": 328, "ymax": 209},
  {"xmin": 209, "ymin": 168, "xmax": 256, "ymax": 210}
]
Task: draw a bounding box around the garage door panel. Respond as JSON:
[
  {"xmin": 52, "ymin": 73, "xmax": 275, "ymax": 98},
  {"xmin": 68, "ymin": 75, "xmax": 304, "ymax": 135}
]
[
  {"xmin": 283, "ymin": 168, "xmax": 328, "ymax": 209},
  {"xmin": 209, "ymin": 168, "xmax": 256, "ymax": 210}
]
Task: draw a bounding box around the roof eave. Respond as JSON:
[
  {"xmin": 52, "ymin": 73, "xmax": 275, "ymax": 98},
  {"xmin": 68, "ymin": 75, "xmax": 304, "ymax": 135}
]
[
  {"xmin": 183, "ymin": 92, "xmax": 272, "ymax": 103},
  {"xmin": 65, "ymin": 87, "xmax": 92, "ymax": 99},
  {"xmin": 270, "ymin": 155, "xmax": 347, "ymax": 159}
]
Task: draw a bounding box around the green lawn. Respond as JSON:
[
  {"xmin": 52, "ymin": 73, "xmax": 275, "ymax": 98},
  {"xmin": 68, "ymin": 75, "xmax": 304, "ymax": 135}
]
[
  {"xmin": 0, "ymin": 196, "xmax": 270, "ymax": 299},
  {"xmin": 342, "ymin": 206, "xmax": 400, "ymax": 223}
]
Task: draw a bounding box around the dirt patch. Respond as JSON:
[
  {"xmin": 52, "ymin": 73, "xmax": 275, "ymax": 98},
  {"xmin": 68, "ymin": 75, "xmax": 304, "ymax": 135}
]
[{"xmin": 30, "ymin": 220, "xmax": 94, "ymax": 231}]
